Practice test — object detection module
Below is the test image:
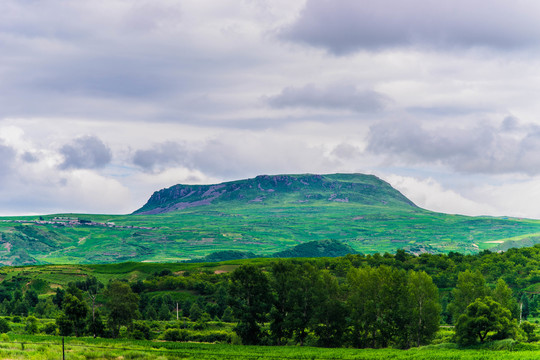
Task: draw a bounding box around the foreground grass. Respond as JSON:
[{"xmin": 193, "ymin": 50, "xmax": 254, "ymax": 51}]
[{"xmin": 0, "ymin": 335, "xmax": 539, "ymax": 360}]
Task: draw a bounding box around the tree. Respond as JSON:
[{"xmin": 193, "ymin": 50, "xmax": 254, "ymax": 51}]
[
  {"xmin": 53, "ymin": 288, "xmax": 65, "ymax": 308},
  {"xmin": 455, "ymin": 296, "xmax": 517, "ymax": 346},
  {"xmin": 189, "ymin": 302, "xmax": 203, "ymax": 322},
  {"xmin": 56, "ymin": 313, "xmax": 73, "ymax": 336},
  {"xmin": 25, "ymin": 316, "xmax": 38, "ymax": 335},
  {"xmin": 145, "ymin": 306, "xmax": 157, "ymax": 321},
  {"xmin": 448, "ymin": 270, "xmax": 488, "ymax": 323},
  {"xmin": 34, "ymin": 297, "xmax": 58, "ymax": 318},
  {"xmin": 158, "ymin": 303, "xmax": 171, "ymax": 321},
  {"xmin": 221, "ymin": 306, "xmax": 234, "ymax": 322},
  {"xmin": 62, "ymin": 293, "xmax": 89, "ymax": 337},
  {"xmin": 88, "ymin": 309, "xmax": 105, "ymax": 338},
  {"xmin": 492, "ymin": 278, "xmax": 518, "ymax": 318},
  {"xmin": 407, "ymin": 270, "xmax": 441, "ymax": 347},
  {"xmin": 268, "ymin": 261, "xmax": 320, "ymax": 346},
  {"xmin": 311, "ymin": 270, "xmax": 347, "ymax": 347},
  {"xmin": 0, "ymin": 318, "xmax": 10, "ymax": 333},
  {"xmin": 520, "ymin": 321, "xmax": 537, "ymax": 342},
  {"xmin": 24, "ymin": 290, "xmax": 39, "ymax": 308},
  {"xmin": 347, "ymin": 265, "xmax": 409, "ymax": 348},
  {"xmin": 104, "ymin": 281, "xmax": 140, "ymax": 337},
  {"xmin": 228, "ymin": 264, "xmax": 271, "ymax": 345}
]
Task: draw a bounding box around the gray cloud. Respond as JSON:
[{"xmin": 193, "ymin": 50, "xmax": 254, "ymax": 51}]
[
  {"xmin": 133, "ymin": 137, "xmax": 335, "ymax": 179},
  {"xmin": 0, "ymin": 144, "xmax": 16, "ymax": 177},
  {"xmin": 367, "ymin": 118, "xmax": 540, "ymax": 174},
  {"xmin": 133, "ymin": 142, "xmax": 190, "ymax": 172},
  {"xmin": 21, "ymin": 152, "xmax": 39, "ymax": 163},
  {"xmin": 60, "ymin": 136, "xmax": 112, "ymax": 170},
  {"xmin": 331, "ymin": 143, "xmax": 362, "ymax": 160},
  {"xmin": 281, "ymin": 0, "xmax": 540, "ymax": 54},
  {"xmin": 266, "ymin": 84, "xmax": 390, "ymax": 112}
]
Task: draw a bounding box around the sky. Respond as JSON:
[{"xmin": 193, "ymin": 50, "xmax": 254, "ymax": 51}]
[{"xmin": 2, "ymin": 0, "xmax": 540, "ymax": 218}]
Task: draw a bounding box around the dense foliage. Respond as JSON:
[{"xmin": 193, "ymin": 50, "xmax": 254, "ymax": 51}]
[{"xmin": 0, "ymin": 245, "xmax": 537, "ymax": 350}]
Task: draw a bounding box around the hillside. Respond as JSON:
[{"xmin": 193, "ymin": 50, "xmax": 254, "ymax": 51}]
[
  {"xmin": 0, "ymin": 173, "xmax": 540, "ymax": 265},
  {"xmin": 134, "ymin": 173, "xmax": 417, "ymax": 214}
]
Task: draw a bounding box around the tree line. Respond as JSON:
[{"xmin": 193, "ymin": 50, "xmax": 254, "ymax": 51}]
[{"xmin": 0, "ymin": 244, "xmax": 539, "ymax": 346}]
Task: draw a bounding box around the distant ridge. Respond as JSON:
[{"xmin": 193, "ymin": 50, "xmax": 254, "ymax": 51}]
[{"xmin": 134, "ymin": 173, "xmax": 417, "ymax": 214}]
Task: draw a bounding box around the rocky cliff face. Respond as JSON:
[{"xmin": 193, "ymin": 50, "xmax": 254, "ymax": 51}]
[{"xmin": 133, "ymin": 173, "xmax": 417, "ymax": 214}]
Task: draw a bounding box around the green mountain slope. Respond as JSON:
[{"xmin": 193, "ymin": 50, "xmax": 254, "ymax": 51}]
[
  {"xmin": 1, "ymin": 173, "xmax": 540, "ymax": 265},
  {"xmin": 134, "ymin": 173, "xmax": 417, "ymax": 214}
]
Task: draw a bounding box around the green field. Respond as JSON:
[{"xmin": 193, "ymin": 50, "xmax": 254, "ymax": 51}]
[{"xmin": 0, "ymin": 335, "xmax": 538, "ymax": 360}]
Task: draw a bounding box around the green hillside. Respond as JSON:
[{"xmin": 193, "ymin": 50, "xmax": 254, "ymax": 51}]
[
  {"xmin": 134, "ymin": 173, "xmax": 417, "ymax": 214},
  {"xmin": 0, "ymin": 173, "xmax": 539, "ymax": 265}
]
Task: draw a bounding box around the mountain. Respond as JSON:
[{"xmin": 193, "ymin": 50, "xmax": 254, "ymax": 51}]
[
  {"xmin": 134, "ymin": 173, "xmax": 417, "ymax": 214},
  {"xmin": 1, "ymin": 173, "xmax": 540, "ymax": 265}
]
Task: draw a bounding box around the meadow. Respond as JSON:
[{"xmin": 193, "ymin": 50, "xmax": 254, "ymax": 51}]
[
  {"xmin": 0, "ymin": 335, "xmax": 538, "ymax": 360},
  {"xmin": 2, "ymin": 203, "xmax": 540, "ymax": 266}
]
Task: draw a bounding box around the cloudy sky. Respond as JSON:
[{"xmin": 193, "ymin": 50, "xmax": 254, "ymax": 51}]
[{"xmin": 2, "ymin": 0, "xmax": 540, "ymax": 217}]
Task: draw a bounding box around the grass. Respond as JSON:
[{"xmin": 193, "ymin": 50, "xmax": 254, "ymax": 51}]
[
  {"xmin": 0, "ymin": 335, "xmax": 539, "ymax": 360},
  {"xmin": 2, "ymin": 203, "xmax": 540, "ymax": 266}
]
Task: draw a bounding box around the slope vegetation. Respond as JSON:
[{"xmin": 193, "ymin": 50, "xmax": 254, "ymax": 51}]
[{"xmin": 0, "ymin": 173, "xmax": 539, "ymax": 265}]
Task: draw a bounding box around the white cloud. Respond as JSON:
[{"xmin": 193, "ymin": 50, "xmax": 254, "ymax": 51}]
[{"xmin": 383, "ymin": 174, "xmax": 497, "ymax": 216}]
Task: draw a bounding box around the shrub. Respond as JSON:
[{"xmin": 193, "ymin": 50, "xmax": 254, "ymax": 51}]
[
  {"xmin": 42, "ymin": 322, "xmax": 57, "ymax": 335},
  {"xmin": 0, "ymin": 318, "xmax": 10, "ymax": 333},
  {"xmin": 189, "ymin": 330, "xmax": 231, "ymax": 343},
  {"xmin": 162, "ymin": 328, "xmax": 189, "ymax": 342},
  {"xmin": 130, "ymin": 321, "xmax": 152, "ymax": 340},
  {"xmin": 25, "ymin": 316, "xmax": 38, "ymax": 335}
]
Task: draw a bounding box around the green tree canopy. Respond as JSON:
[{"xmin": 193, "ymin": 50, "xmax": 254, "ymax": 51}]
[
  {"xmin": 407, "ymin": 270, "xmax": 441, "ymax": 347},
  {"xmin": 455, "ymin": 296, "xmax": 517, "ymax": 346},
  {"xmin": 104, "ymin": 281, "xmax": 140, "ymax": 337},
  {"xmin": 62, "ymin": 293, "xmax": 89, "ymax": 337},
  {"xmin": 448, "ymin": 270, "xmax": 488, "ymax": 323},
  {"xmin": 228, "ymin": 264, "xmax": 271, "ymax": 345}
]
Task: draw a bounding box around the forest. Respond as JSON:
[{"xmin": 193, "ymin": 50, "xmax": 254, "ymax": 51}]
[{"xmin": 0, "ymin": 243, "xmax": 538, "ymax": 355}]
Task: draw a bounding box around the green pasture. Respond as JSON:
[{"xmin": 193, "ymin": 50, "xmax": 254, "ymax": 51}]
[
  {"xmin": 2, "ymin": 199, "xmax": 540, "ymax": 265},
  {"xmin": 0, "ymin": 335, "xmax": 539, "ymax": 360}
]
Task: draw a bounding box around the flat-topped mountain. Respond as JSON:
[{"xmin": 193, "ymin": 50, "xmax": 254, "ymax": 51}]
[
  {"xmin": 134, "ymin": 173, "xmax": 417, "ymax": 214},
  {"xmin": 1, "ymin": 173, "xmax": 540, "ymax": 265}
]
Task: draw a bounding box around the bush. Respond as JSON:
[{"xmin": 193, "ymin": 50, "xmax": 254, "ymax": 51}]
[
  {"xmin": 162, "ymin": 328, "xmax": 189, "ymax": 342},
  {"xmin": 25, "ymin": 316, "xmax": 38, "ymax": 335},
  {"xmin": 0, "ymin": 318, "xmax": 10, "ymax": 333},
  {"xmin": 521, "ymin": 321, "xmax": 538, "ymax": 342},
  {"xmin": 42, "ymin": 322, "xmax": 57, "ymax": 335},
  {"xmin": 189, "ymin": 330, "xmax": 231, "ymax": 343},
  {"xmin": 130, "ymin": 321, "xmax": 152, "ymax": 340}
]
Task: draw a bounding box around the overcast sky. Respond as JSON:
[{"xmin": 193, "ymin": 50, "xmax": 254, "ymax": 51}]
[{"xmin": 2, "ymin": 0, "xmax": 540, "ymax": 218}]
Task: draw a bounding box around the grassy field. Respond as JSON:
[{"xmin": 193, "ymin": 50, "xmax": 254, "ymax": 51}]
[
  {"xmin": 0, "ymin": 335, "xmax": 538, "ymax": 360},
  {"xmin": 1, "ymin": 203, "xmax": 540, "ymax": 266}
]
